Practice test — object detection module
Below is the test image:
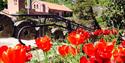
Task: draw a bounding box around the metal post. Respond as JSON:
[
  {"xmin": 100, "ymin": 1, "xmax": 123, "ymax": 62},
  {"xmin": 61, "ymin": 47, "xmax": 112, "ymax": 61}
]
[{"xmin": 27, "ymin": 0, "xmax": 32, "ymax": 14}]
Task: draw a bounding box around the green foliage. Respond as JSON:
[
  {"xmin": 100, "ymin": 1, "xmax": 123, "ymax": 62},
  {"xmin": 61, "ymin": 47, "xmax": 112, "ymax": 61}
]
[
  {"xmin": 72, "ymin": 0, "xmax": 98, "ymax": 19},
  {"xmin": 17, "ymin": 9, "xmax": 27, "ymax": 14},
  {"xmin": 0, "ymin": 0, "xmax": 7, "ymax": 11},
  {"xmin": 41, "ymin": 0, "xmax": 59, "ymax": 3},
  {"xmin": 41, "ymin": 0, "xmax": 73, "ymax": 8},
  {"xmin": 97, "ymin": 0, "xmax": 112, "ymax": 6},
  {"xmin": 39, "ymin": 0, "xmax": 125, "ymax": 28},
  {"xmin": 111, "ymin": 0, "xmax": 125, "ymax": 12}
]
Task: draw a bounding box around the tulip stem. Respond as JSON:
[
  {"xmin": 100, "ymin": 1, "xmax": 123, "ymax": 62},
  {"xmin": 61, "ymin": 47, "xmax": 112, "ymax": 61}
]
[
  {"xmin": 36, "ymin": 50, "xmax": 40, "ymax": 62},
  {"xmin": 44, "ymin": 52, "xmax": 48, "ymax": 63}
]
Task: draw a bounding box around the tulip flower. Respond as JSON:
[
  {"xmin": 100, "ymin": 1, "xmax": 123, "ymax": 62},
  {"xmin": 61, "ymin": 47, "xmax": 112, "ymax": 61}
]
[
  {"xmin": 113, "ymin": 47, "xmax": 125, "ymax": 62},
  {"xmin": 111, "ymin": 28, "xmax": 118, "ymax": 35},
  {"xmin": 58, "ymin": 45, "xmax": 68, "ymax": 56},
  {"xmin": 103, "ymin": 29, "xmax": 111, "ymax": 35},
  {"xmin": 119, "ymin": 40, "xmax": 125, "ymax": 48},
  {"xmin": 93, "ymin": 29, "xmax": 103, "ymax": 36},
  {"xmin": 26, "ymin": 52, "xmax": 32, "ymax": 61},
  {"xmin": 0, "ymin": 44, "xmax": 32, "ymax": 63},
  {"xmin": 35, "ymin": 36, "xmax": 52, "ymax": 52},
  {"xmin": 67, "ymin": 28, "xmax": 90, "ymax": 45},
  {"xmin": 82, "ymin": 43, "xmax": 95, "ymax": 57},
  {"xmin": 82, "ymin": 39, "xmax": 116, "ymax": 63},
  {"xmin": 0, "ymin": 44, "xmax": 31, "ymax": 63},
  {"xmin": 58, "ymin": 45, "xmax": 77, "ymax": 56},
  {"xmin": 67, "ymin": 46, "xmax": 77, "ymax": 56},
  {"xmin": 80, "ymin": 56, "xmax": 88, "ymax": 63},
  {"xmin": 0, "ymin": 46, "xmax": 8, "ymax": 57},
  {"xmin": 0, "ymin": 46, "xmax": 8, "ymax": 63}
]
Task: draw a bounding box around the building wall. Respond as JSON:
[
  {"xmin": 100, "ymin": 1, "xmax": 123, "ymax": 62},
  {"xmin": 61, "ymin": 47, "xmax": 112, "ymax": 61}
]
[
  {"xmin": 8, "ymin": 0, "xmax": 25, "ymax": 14},
  {"xmin": 7, "ymin": 0, "xmax": 72, "ymax": 16},
  {"xmin": 8, "ymin": 0, "xmax": 19, "ymax": 14},
  {"xmin": 32, "ymin": 1, "xmax": 49, "ymax": 14}
]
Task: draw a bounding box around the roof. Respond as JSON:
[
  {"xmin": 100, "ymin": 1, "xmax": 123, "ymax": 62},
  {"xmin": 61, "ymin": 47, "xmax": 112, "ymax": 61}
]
[{"xmin": 32, "ymin": 1, "xmax": 72, "ymax": 12}]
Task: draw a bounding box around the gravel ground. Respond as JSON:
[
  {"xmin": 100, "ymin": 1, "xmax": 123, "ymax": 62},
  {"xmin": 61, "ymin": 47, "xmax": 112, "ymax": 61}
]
[{"xmin": 0, "ymin": 37, "xmax": 36, "ymax": 47}]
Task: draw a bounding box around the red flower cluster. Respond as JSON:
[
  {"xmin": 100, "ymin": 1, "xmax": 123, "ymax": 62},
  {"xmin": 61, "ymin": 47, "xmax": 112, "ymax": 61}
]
[
  {"xmin": 67, "ymin": 28, "xmax": 90, "ymax": 45},
  {"xmin": 26, "ymin": 52, "xmax": 32, "ymax": 61},
  {"xmin": 93, "ymin": 29, "xmax": 103, "ymax": 36},
  {"xmin": 81, "ymin": 39, "xmax": 116, "ymax": 63},
  {"xmin": 103, "ymin": 29, "xmax": 111, "ymax": 35},
  {"xmin": 0, "ymin": 44, "xmax": 32, "ymax": 63},
  {"xmin": 93, "ymin": 28, "xmax": 118, "ymax": 36},
  {"xmin": 119, "ymin": 40, "xmax": 125, "ymax": 48},
  {"xmin": 0, "ymin": 46, "xmax": 8, "ymax": 63},
  {"xmin": 113, "ymin": 47, "xmax": 125, "ymax": 62},
  {"xmin": 111, "ymin": 28, "xmax": 118, "ymax": 35},
  {"xmin": 58, "ymin": 45, "xmax": 77, "ymax": 56},
  {"xmin": 35, "ymin": 36, "xmax": 52, "ymax": 52}
]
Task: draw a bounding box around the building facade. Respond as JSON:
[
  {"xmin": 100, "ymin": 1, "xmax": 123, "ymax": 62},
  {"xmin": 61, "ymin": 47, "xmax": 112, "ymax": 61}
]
[{"xmin": 7, "ymin": 0, "xmax": 72, "ymax": 17}]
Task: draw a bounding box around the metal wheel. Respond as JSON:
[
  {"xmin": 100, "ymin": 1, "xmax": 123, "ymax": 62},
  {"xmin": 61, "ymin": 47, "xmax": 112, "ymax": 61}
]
[
  {"xmin": 0, "ymin": 14, "xmax": 14, "ymax": 37},
  {"xmin": 14, "ymin": 19, "xmax": 37, "ymax": 40}
]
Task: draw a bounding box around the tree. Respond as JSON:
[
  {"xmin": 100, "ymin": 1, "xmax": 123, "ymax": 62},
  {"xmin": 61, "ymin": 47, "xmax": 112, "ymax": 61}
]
[
  {"xmin": 112, "ymin": 0, "xmax": 125, "ymax": 11},
  {"xmin": 73, "ymin": 0, "xmax": 101, "ymax": 29},
  {"xmin": 0, "ymin": 0, "xmax": 7, "ymax": 11},
  {"xmin": 42, "ymin": 0, "xmax": 59, "ymax": 3},
  {"xmin": 41, "ymin": 0, "xmax": 73, "ymax": 6}
]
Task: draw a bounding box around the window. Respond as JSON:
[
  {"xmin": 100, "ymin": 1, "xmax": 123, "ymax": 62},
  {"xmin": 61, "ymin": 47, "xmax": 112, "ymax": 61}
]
[
  {"xmin": 37, "ymin": 4, "xmax": 39, "ymax": 9},
  {"xmin": 34, "ymin": 4, "xmax": 36, "ymax": 9},
  {"xmin": 33, "ymin": 4, "xmax": 39, "ymax": 9},
  {"xmin": 42, "ymin": 4, "xmax": 45, "ymax": 12}
]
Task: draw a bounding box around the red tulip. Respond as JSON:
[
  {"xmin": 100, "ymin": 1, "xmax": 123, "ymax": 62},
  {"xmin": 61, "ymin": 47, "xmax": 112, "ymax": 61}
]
[
  {"xmin": 76, "ymin": 27, "xmax": 85, "ymax": 33},
  {"xmin": 58, "ymin": 45, "xmax": 69, "ymax": 56},
  {"xmin": 113, "ymin": 48, "xmax": 125, "ymax": 63},
  {"xmin": 80, "ymin": 56, "xmax": 88, "ymax": 63},
  {"xmin": 67, "ymin": 31, "xmax": 83, "ymax": 45},
  {"xmin": 67, "ymin": 46, "xmax": 77, "ymax": 56},
  {"xmin": 26, "ymin": 52, "xmax": 32, "ymax": 61},
  {"xmin": 83, "ymin": 31, "xmax": 90, "ymax": 40},
  {"xmin": 0, "ymin": 46, "xmax": 8, "ymax": 57},
  {"xmin": 120, "ymin": 40, "xmax": 125, "ymax": 48},
  {"xmin": 83, "ymin": 43, "xmax": 95, "ymax": 57},
  {"xmin": 93, "ymin": 29, "xmax": 103, "ymax": 36},
  {"xmin": 58, "ymin": 45, "xmax": 77, "ymax": 56},
  {"xmin": 89, "ymin": 55, "xmax": 104, "ymax": 63},
  {"xmin": 0, "ymin": 45, "xmax": 8, "ymax": 63},
  {"xmin": 25, "ymin": 45, "xmax": 31, "ymax": 52},
  {"xmin": 95, "ymin": 41, "xmax": 114, "ymax": 59},
  {"xmin": 82, "ymin": 38, "xmax": 116, "ymax": 62},
  {"xmin": 0, "ymin": 44, "xmax": 28, "ymax": 63},
  {"xmin": 113, "ymin": 49, "xmax": 123, "ymax": 63},
  {"xmin": 16, "ymin": 44, "xmax": 32, "ymax": 62},
  {"xmin": 103, "ymin": 29, "xmax": 111, "ymax": 35},
  {"xmin": 111, "ymin": 28, "xmax": 118, "ymax": 35},
  {"xmin": 67, "ymin": 28, "xmax": 90, "ymax": 45},
  {"xmin": 35, "ymin": 36, "xmax": 52, "ymax": 52}
]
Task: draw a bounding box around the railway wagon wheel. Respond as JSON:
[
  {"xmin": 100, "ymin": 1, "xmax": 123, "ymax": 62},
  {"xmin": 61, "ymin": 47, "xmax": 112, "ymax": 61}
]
[
  {"xmin": 37, "ymin": 26, "xmax": 49, "ymax": 37},
  {"xmin": 0, "ymin": 14, "xmax": 14, "ymax": 37},
  {"xmin": 14, "ymin": 19, "xmax": 37, "ymax": 40}
]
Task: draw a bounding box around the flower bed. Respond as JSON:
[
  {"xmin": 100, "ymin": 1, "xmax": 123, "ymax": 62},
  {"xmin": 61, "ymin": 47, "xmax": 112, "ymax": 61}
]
[{"xmin": 0, "ymin": 28, "xmax": 125, "ymax": 63}]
